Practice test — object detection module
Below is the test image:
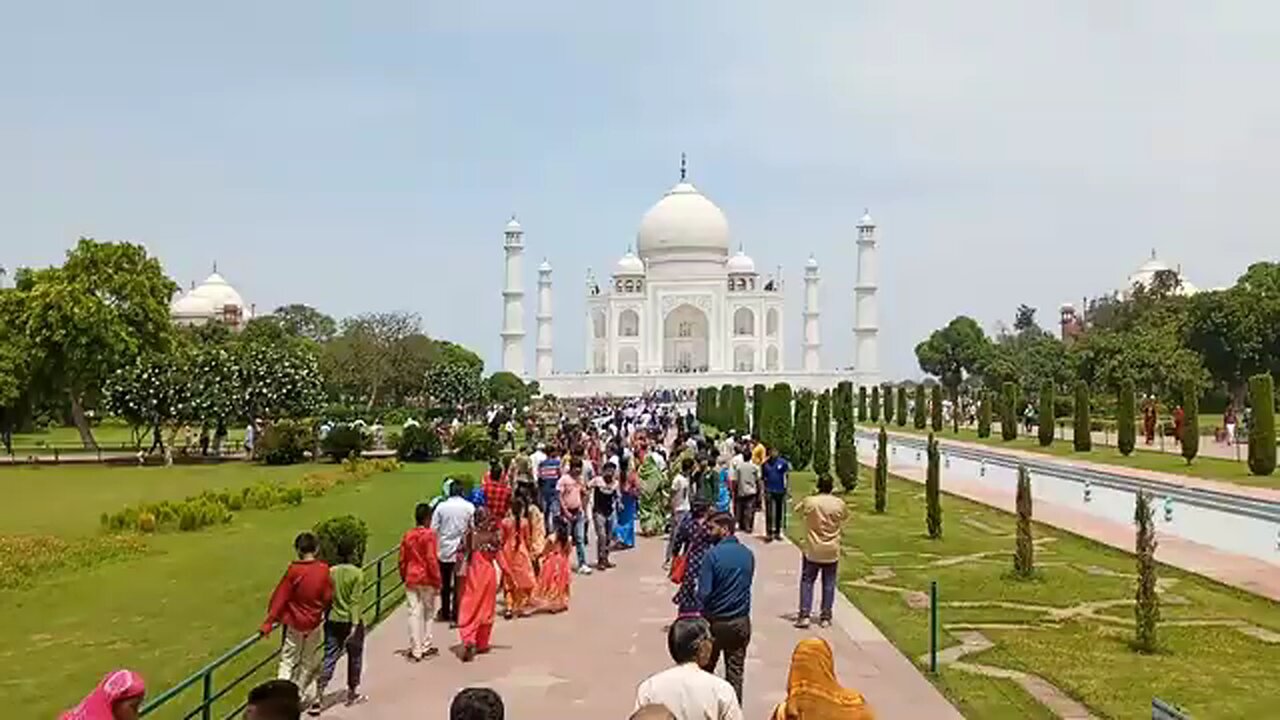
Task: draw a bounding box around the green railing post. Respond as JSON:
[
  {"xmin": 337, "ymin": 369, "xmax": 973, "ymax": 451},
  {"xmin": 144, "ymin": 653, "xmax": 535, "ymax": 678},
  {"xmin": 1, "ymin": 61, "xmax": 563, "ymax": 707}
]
[
  {"xmin": 929, "ymin": 580, "xmax": 939, "ymax": 674},
  {"xmin": 375, "ymin": 557, "xmax": 384, "ymax": 619},
  {"xmin": 201, "ymin": 670, "xmax": 212, "ymax": 720}
]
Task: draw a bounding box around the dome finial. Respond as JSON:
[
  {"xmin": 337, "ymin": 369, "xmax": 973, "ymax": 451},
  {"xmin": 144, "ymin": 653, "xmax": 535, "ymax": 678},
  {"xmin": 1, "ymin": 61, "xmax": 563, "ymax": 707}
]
[
  {"xmin": 212, "ymin": 260, "xmax": 218, "ymax": 274},
  {"xmin": 1150, "ymin": 247, "xmax": 1157, "ymax": 260},
  {"xmin": 679, "ymin": 152, "xmax": 687, "ymax": 182}
]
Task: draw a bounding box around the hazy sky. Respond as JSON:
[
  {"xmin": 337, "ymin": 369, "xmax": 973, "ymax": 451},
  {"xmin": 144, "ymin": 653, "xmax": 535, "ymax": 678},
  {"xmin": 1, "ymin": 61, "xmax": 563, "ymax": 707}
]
[{"xmin": 4, "ymin": 2, "xmax": 1277, "ymax": 378}]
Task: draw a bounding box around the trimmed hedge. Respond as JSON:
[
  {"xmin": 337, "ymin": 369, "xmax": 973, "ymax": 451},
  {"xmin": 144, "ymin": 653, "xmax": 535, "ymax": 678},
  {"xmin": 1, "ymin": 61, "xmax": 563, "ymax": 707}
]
[
  {"xmin": 731, "ymin": 385, "xmax": 748, "ymax": 431},
  {"xmin": 858, "ymin": 386, "xmax": 868, "ymax": 422},
  {"xmin": 1073, "ymin": 381, "xmax": 1092, "ymax": 452},
  {"xmin": 1001, "ymin": 382, "xmax": 1018, "ymax": 441},
  {"xmin": 752, "ymin": 383, "xmax": 768, "ymax": 435},
  {"xmin": 925, "ymin": 433, "xmax": 942, "ymax": 538},
  {"xmin": 792, "ymin": 390, "xmax": 814, "ymax": 470},
  {"xmin": 1182, "ymin": 380, "xmax": 1199, "ymax": 464},
  {"xmin": 896, "ymin": 385, "xmax": 907, "ymax": 427},
  {"xmin": 1038, "ymin": 382, "xmax": 1055, "ymax": 447},
  {"xmin": 977, "ymin": 389, "xmax": 992, "ymax": 438},
  {"xmin": 1248, "ymin": 373, "xmax": 1276, "ymax": 476},
  {"xmin": 1117, "ymin": 379, "xmax": 1136, "ymax": 456},
  {"xmin": 870, "ymin": 385, "xmax": 881, "ymax": 423},
  {"xmin": 913, "ymin": 384, "xmax": 926, "ymax": 429},
  {"xmin": 813, "ymin": 390, "xmax": 832, "ymax": 475},
  {"xmin": 930, "ymin": 384, "xmax": 943, "ymax": 432},
  {"xmin": 874, "ymin": 425, "xmax": 888, "ymax": 513},
  {"xmin": 883, "ymin": 384, "xmax": 895, "ymax": 425}
]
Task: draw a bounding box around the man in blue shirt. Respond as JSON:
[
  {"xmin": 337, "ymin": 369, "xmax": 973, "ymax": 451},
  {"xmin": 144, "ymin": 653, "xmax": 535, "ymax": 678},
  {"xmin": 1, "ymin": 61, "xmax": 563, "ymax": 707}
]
[
  {"xmin": 761, "ymin": 446, "xmax": 792, "ymax": 542},
  {"xmin": 537, "ymin": 446, "xmax": 563, "ymax": 533},
  {"xmin": 696, "ymin": 512, "xmax": 755, "ymax": 703}
]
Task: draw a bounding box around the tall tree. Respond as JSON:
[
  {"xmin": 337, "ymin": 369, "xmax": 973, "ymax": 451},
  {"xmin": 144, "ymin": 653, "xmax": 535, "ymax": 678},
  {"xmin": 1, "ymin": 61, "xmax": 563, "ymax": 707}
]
[
  {"xmin": 1133, "ymin": 491, "xmax": 1161, "ymax": 653},
  {"xmin": 874, "ymin": 425, "xmax": 888, "ymax": 513},
  {"xmin": 1181, "ymin": 379, "xmax": 1199, "ymax": 464},
  {"xmin": 719, "ymin": 384, "xmax": 734, "ymax": 430},
  {"xmin": 916, "ymin": 315, "xmax": 990, "ymax": 416},
  {"xmin": 895, "ymin": 384, "xmax": 907, "ymax": 427},
  {"xmin": 771, "ymin": 383, "xmax": 794, "ymax": 459},
  {"xmin": 1117, "ymin": 379, "xmax": 1137, "ymax": 456},
  {"xmin": 882, "ymin": 384, "xmax": 895, "ymax": 425},
  {"xmin": 14, "ymin": 239, "xmax": 178, "ymax": 448},
  {"xmin": 270, "ymin": 303, "xmax": 337, "ymax": 343},
  {"xmin": 913, "ymin": 384, "xmax": 926, "ymax": 429},
  {"xmin": 930, "ymin": 384, "xmax": 943, "ymax": 432},
  {"xmin": 1247, "ymin": 373, "xmax": 1276, "ymax": 476},
  {"xmin": 331, "ymin": 311, "xmax": 423, "ymax": 411},
  {"xmin": 792, "ymin": 391, "xmax": 814, "ymax": 470},
  {"xmin": 1038, "ymin": 381, "xmax": 1055, "ymax": 447},
  {"xmin": 1013, "ymin": 464, "xmax": 1034, "ymax": 577},
  {"xmin": 812, "ymin": 390, "xmax": 832, "ymax": 475},
  {"xmin": 1073, "ymin": 381, "xmax": 1092, "ymax": 452},
  {"xmin": 1001, "ymin": 381, "xmax": 1019, "ymax": 441},
  {"xmin": 870, "ymin": 385, "xmax": 881, "ymax": 423},
  {"xmin": 731, "ymin": 385, "xmax": 747, "ymax": 431},
  {"xmin": 857, "ymin": 386, "xmax": 868, "ymax": 422},
  {"xmin": 977, "ymin": 389, "xmax": 992, "ymax": 438},
  {"xmin": 925, "ymin": 433, "xmax": 942, "ymax": 538},
  {"xmin": 751, "ymin": 383, "xmax": 768, "ymax": 435}
]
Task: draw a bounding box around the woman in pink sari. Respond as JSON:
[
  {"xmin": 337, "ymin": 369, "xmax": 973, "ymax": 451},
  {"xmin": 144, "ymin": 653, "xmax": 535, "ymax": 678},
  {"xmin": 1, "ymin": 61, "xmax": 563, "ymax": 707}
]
[
  {"xmin": 62, "ymin": 670, "xmax": 146, "ymax": 720},
  {"xmin": 458, "ymin": 507, "xmax": 501, "ymax": 662},
  {"xmin": 498, "ymin": 496, "xmax": 538, "ymax": 619}
]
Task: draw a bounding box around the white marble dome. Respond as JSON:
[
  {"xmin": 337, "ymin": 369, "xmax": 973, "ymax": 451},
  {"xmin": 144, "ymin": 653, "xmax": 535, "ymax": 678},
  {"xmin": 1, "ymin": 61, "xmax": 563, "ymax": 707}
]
[
  {"xmin": 1125, "ymin": 252, "xmax": 1197, "ymax": 296},
  {"xmin": 614, "ymin": 248, "xmax": 645, "ymax": 275},
  {"xmin": 188, "ymin": 272, "xmax": 245, "ymax": 310},
  {"xmin": 726, "ymin": 248, "xmax": 756, "ymax": 274},
  {"xmin": 636, "ymin": 181, "xmax": 730, "ymax": 262}
]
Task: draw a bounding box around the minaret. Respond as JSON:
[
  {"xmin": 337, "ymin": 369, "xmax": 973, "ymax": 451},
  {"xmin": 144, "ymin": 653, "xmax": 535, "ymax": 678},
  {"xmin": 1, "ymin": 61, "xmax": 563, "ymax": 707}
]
[
  {"xmin": 803, "ymin": 254, "xmax": 821, "ymax": 371},
  {"xmin": 853, "ymin": 210, "xmax": 879, "ymax": 378},
  {"xmin": 536, "ymin": 259, "xmax": 554, "ymax": 380},
  {"xmin": 501, "ymin": 216, "xmax": 526, "ymax": 377}
]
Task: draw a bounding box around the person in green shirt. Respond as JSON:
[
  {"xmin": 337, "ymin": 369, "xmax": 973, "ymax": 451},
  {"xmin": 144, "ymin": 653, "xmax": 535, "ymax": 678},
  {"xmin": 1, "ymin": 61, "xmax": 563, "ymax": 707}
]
[{"xmin": 315, "ymin": 540, "xmax": 367, "ymax": 712}]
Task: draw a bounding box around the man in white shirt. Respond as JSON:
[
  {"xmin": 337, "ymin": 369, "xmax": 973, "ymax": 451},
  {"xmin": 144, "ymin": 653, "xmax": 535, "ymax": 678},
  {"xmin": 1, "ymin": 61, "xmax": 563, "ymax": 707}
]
[
  {"xmin": 634, "ymin": 617, "xmax": 742, "ymax": 720},
  {"xmin": 665, "ymin": 457, "xmax": 694, "ymax": 566},
  {"xmin": 430, "ymin": 481, "xmax": 475, "ymax": 623}
]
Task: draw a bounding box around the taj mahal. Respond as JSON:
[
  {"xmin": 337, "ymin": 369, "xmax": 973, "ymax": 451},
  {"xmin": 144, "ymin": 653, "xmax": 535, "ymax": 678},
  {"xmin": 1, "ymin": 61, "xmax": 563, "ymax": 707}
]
[{"xmin": 497, "ymin": 158, "xmax": 881, "ymax": 398}]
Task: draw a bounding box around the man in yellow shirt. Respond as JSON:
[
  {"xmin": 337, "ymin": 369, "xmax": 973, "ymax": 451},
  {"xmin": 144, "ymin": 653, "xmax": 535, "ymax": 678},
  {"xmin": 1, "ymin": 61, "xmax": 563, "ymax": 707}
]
[{"xmin": 793, "ymin": 473, "xmax": 846, "ymax": 628}]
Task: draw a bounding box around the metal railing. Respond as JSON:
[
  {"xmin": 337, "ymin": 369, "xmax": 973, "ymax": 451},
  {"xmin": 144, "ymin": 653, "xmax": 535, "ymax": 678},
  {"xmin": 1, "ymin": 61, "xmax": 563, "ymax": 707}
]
[{"xmin": 139, "ymin": 545, "xmax": 405, "ymax": 719}]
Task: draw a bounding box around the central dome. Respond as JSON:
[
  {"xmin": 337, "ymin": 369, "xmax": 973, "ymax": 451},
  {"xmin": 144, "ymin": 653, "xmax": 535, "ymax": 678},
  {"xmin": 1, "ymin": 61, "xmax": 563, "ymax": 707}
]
[{"xmin": 636, "ymin": 181, "xmax": 730, "ymax": 262}]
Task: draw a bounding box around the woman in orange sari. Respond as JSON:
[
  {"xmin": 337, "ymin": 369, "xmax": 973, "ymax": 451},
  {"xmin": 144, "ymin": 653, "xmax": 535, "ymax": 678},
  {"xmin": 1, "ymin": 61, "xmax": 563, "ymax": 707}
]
[
  {"xmin": 531, "ymin": 519, "xmax": 572, "ymax": 613},
  {"xmin": 772, "ymin": 637, "xmax": 874, "ymax": 719},
  {"xmin": 498, "ymin": 497, "xmax": 537, "ymax": 619},
  {"xmin": 458, "ymin": 507, "xmax": 501, "ymax": 661}
]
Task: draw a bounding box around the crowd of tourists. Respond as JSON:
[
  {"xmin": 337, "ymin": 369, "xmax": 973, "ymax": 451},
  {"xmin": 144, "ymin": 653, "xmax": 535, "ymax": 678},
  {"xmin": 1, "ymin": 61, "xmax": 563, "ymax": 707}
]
[{"xmin": 61, "ymin": 393, "xmax": 876, "ymax": 720}]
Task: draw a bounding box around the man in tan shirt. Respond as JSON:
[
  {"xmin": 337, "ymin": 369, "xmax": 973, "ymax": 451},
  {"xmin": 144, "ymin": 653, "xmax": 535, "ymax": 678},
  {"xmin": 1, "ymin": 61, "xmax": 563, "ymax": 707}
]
[{"xmin": 794, "ymin": 473, "xmax": 847, "ymax": 628}]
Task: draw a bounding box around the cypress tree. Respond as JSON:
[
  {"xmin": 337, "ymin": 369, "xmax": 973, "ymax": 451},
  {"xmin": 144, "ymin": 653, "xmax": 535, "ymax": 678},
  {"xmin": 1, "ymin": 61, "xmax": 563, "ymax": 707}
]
[
  {"xmin": 870, "ymin": 385, "xmax": 881, "ymax": 423},
  {"xmin": 1001, "ymin": 381, "xmax": 1018, "ymax": 441},
  {"xmin": 1013, "ymin": 464, "xmax": 1034, "ymax": 578},
  {"xmin": 930, "ymin": 384, "xmax": 943, "ymax": 432},
  {"xmin": 883, "ymin": 384, "xmax": 895, "ymax": 425},
  {"xmin": 1038, "ymin": 381, "xmax": 1055, "ymax": 447},
  {"xmin": 719, "ymin": 384, "xmax": 734, "ymax": 431},
  {"xmin": 977, "ymin": 389, "xmax": 993, "ymax": 438},
  {"xmin": 913, "ymin": 383, "xmax": 927, "ymax": 429},
  {"xmin": 1134, "ymin": 490, "xmax": 1160, "ymax": 653},
  {"xmin": 1074, "ymin": 381, "xmax": 1092, "ymax": 452},
  {"xmin": 1181, "ymin": 380, "xmax": 1199, "ymax": 465},
  {"xmin": 858, "ymin": 386, "xmax": 868, "ymax": 422},
  {"xmin": 751, "ymin": 383, "xmax": 767, "ymax": 435},
  {"xmin": 792, "ymin": 390, "xmax": 814, "ymax": 470},
  {"xmin": 835, "ymin": 411, "xmax": 857, "ymax": 492},
  {"xmin": 697, "ymin": 388, "xmax": 709, "ymax": 424},
  {"xmin": 773, "ymin": 383, "xmax": 794, "ymax": 459},
  {"xmin": 951, "ymin": 387, "xmax": 961, "ymax": 433},
  {"xmin": 1248, "ymin": 373, "xmax": 1276, "ymax": 476},
  {"xmin": 925, "ymin": 432, "xmax": 942, "ymax": 538},
  {"xmin": 875, "ymin": 425, "xmax": 888, "ymax": 513},
  {"xmin": 834, "ymin": 381, "xmax": 852, "ymax": 425},
  {"xmin": 813, "ymin": 390, "xmax": 832, "ymax": 475},
  {"xmin": 1117, "ymin": 379, "xmax": 1136, "ymax": 456},
  {"xmin": 896, "ymin": 384, "xmax": 907, "ymax": 427}
]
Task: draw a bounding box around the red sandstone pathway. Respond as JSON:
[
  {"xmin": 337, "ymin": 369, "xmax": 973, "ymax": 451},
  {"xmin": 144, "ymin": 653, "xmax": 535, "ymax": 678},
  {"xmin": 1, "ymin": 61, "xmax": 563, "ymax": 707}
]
[{"xmin": 319, "ymin": 533, "xmax": 962, "ymax": 719}]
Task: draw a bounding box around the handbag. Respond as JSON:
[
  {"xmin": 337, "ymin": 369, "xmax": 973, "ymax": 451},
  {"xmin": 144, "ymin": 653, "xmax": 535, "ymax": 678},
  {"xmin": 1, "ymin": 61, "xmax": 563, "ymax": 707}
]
[{"xmin": 669, "ymin": 554, "xmax": 687, "ymax": 584}]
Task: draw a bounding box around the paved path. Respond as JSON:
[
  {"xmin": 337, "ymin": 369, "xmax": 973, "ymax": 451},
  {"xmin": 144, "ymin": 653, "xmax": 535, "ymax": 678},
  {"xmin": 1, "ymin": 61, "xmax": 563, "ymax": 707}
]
[
  {"xmin": 319, "ymin": 533, "xmax": 962, "ymax": 719},
  {"xmin": 880, "ymin": 443, "xmax": 1280, "ymax": 602}
]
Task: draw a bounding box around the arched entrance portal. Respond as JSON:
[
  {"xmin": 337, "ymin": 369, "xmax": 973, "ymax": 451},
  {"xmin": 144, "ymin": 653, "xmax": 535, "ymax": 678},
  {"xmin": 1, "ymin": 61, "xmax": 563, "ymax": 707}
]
[{"xmin": 663, "ymin": 304, "xmax": 710, "ymax": 372}]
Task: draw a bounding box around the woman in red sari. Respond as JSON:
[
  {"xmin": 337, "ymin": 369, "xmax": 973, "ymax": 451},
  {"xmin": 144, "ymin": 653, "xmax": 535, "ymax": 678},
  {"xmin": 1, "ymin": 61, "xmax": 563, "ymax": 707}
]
[
  {"xmin": 498, "ymin": 496, "xmax": 537, "ymax": 619},
  {"xmin": 531, "ymin": 519, "xmax": 573, "ymax": 614},
  {"xmin": 458, "ymin": 507, "xmax": 501, "ymax": 661}
]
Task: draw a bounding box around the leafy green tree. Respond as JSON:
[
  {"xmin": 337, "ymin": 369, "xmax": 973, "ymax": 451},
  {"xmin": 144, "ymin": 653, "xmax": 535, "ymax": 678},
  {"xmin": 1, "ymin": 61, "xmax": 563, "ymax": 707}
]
[
  {"xmin": 104, "ymin": 352, "xmax": 189, "ymax": 449},
  {"xmin": 813, "ymin": 390, "xmax": 832, "ymax": 475},
  {"xmin": 1181, "ymin": 379, "xmax": 1199, "ymax": 464},
  {"xmin": 1186, "ymin": 264, "xmax": 1280, "ymax": 404},
  {"xmin": 14, "ymin": 239, "xmax": 178, "ymax": 447},
  {"xmin": 1014, "ymin": 464, "xmax": 1034, "ymax": 577},
  {"xmin": 977, "ymin": 389, "xmax": 992, "ymax": 438},
  {"xmin": 425, "ymin": 352, "xmax": 484, "ymax": 411},
  {"xmin": 1248, "ymin": 373, "xmax": 1276, "ymax": 476},
  {"xmin": 1117, "ymin": 379, "xmax": 1137, "ymax": 456},
  {"xmin": 1038, "ymin": 381, "xmax": 1055, "ymax": 447},
  {"xmin": 895, "ymin": 384, "xmax": 907, "ymax": 427},
  {"xmin": 874, "ymin": 425, "xmax": 888, "ymax": 513},
  {"xmin": 930, "ymin": 384, "xmax": 943, "ymax": 432},
  {"xmin": 485, "ymin": 371, "xmax": 533, "ymax": 408},
  {"xmin": 870, "ymin": 386, "xmax": 881, "ymax": 423},
  {"xmin": 187, "ymin": 342, "xmax": 244, "ymax": 430},
  {"xmin": 792, "ymin": 391, "xmax": 814, "ymax": 470},
  {"xmin": 883, "ymin": 384, "xmax": 895, "ymax": 425},
  {"xmin": 271, "ymin": 303, "xmax": 337, "ymax": 343},
  {"xmin": 1001, "ymin": 381, "xmax": 1019, "ymax": 441},
  {"xmin": 925, "ymin": 433, "xmax": 942, "ymax": 538},
  {"xmin": 915, "ymin": 315, "xmax": 990, "ymax": 417},
  {"xmin": 239, "ymin": 340, "xmax": 325, "ymax": 420},
  {"xmin": 1134, "ymin": 490, "xmax": 1160, "ymax": 653},
  {"xmin": 751, "ymin": 383, "xmax": 767, "ymax": 434},
  {"xmin": 1073, "ymin": 381, "xmax": 1092, "ymax": 452},
  {"xmin": 913, "ymin": 384, "xmax": 926, "ymax": 429}
]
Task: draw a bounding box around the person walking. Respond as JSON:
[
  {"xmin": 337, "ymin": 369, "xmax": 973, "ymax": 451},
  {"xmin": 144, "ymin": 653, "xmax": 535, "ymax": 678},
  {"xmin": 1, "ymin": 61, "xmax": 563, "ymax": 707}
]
[
  {"xmin": 497, "ymin": 497, "xmax": 537, "ymax": 618},
  {"xmin": 537, "ymin": 446, "xmax": 563, "ymax": 533},
  {"xmin": 458, "ymin": 508, "xmax": 502, "ymax": 661},
  {"xmin": 634, "ymin": 617, "xmax": 743, "ymax": 720},
  {"xmin": 697, "ymin": 512, "xmax": 755, "ymax": 703},
  {"xmin": 432, "ymin": 481, "xmax": 476, "ymax": 624},
  {"xmin": 399, "ymin": 502, "xmax": 442, "ymax": 661},
  {"xmin": 558, "ymin": 457, "xmax": 592, "ymax": 574},
  {"xmin": 761, "ymin": 447, "xmax": 792, "ymax": 542},
  {"xmin": 315, "ymin": 538, "xmax": 368, "ymax": 713},
  {"xmin": 259, "ymin": 533, "xmax": 333, "ymax": 710},
  {"xmin": 1224, "ymin": 405, "xmax": 1238, "ymax": 446},
  {"xmin": 771, "ymin": 638, "xmax": 873, "ymax": 719},
  {"xmin": 732, "ymin": 450, "xmax": 760, "ymax": 535},
  {"xmin": 665, "ymin": 457, "xmax": 694, "ymax": 566},
  {"xmin": 589, "ymin": 460, "xmax": 619, "ymax": 570},
  {"xmin": 793, "ymin": 473, "xmax": 846, "ymax": 629}
]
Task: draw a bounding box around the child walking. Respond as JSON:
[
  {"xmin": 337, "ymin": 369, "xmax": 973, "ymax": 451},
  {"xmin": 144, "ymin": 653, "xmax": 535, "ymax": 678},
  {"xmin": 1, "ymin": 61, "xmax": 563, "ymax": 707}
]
[
  {"xmin": 314, "ymin": 536, "xmax": 368, "ymax": 714},
  {"xmin": 399, "ymin": 502, "xmax": 442, "ymax": 662},
  {"xmin": 260, "ymin": 532, "xmax": 333, "ymax": 710}
]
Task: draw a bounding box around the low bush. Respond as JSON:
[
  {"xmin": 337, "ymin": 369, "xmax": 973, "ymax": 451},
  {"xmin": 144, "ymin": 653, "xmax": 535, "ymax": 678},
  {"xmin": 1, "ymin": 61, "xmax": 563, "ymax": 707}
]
[
  {"xmin": 259, "ymin": 420, "xmax": 315, "ymax": 465},
  {"xmin": 321, "ymin": 424, "xmax": 370, "ymax": 462},
  {"xmin": 398, "ymin": 423, "xmax": 443, "ymax": 462},
  {"xmin": 452, "ymin": 425, "xmax": 495, "ymax": 462},
  {"xmin": 314, "ymin": 514, "xmax": 370, "ymax": 565}
]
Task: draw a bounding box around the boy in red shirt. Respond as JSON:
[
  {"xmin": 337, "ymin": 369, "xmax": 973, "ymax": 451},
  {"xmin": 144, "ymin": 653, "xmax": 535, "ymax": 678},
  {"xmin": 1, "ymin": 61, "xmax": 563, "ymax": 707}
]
[
  {"xmin": 260, "ymin": 532, "xmax": 333, "ymax": 708},
  {"xmin": 399, "ymin": 502, "xmax": 443, "ymax": 661}
]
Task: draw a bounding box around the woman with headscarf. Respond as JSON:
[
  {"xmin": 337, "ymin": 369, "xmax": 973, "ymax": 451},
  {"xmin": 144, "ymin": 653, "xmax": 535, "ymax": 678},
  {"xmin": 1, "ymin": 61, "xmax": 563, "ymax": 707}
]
[
  {"xmin": 671, "ymin": 499, "xmax": 714, "ymax": 617},
  {"xmin": 772, "ymin": 638, "xmax": 873, "ymax": 720},
  {"xmin": 62, "ymin": 669, "xmax": 146, "ymax": 720}
]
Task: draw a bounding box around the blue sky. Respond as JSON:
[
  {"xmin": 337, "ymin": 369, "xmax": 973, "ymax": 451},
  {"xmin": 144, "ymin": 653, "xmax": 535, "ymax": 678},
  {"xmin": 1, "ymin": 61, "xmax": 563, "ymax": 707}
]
[{"xmin": 4, "ymin": 1, "xmax": 1278, "ymax": 378}]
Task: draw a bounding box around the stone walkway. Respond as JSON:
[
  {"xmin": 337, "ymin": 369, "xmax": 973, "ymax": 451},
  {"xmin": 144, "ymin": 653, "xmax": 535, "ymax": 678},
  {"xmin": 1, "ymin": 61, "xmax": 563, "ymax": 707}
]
[{"xmin": 319, "ymin": 531, "xmax": 962, "ymax": 719}]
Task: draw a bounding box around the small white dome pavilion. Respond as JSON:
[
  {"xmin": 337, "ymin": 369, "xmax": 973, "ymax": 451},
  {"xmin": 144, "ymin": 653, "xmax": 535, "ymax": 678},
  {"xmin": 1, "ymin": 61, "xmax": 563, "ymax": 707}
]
[
  {"xmin": 1124, "ymin": 250, "xmax": 1198, "ymax": 297},
  {"xmin": 170, "ymin": 266, "xmax": 253, "ymax": 329}
]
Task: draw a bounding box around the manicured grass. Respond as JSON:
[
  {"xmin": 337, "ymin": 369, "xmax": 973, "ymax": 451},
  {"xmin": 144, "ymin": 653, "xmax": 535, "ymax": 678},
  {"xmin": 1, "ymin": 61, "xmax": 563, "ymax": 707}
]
[
  {"xmin": 872, "ymin": 424, "xmax": 1280, "ymax": 491},
  {"xmin": 0, "ymin": 459, "xmax": 469, "ymax": 717},
  {"xmin": 8, "ymin": 420, "xmax": 247, "ymax": 452},
  {"xmin": 787, "ymin": 469, "xmax": 1280, "ymax": 719}
]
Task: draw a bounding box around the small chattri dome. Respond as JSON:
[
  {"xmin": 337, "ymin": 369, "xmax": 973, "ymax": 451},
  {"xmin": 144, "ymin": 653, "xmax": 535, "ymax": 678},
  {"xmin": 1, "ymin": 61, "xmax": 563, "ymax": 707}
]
[
  {"xmin": 726, "ymin": 248, "xmax": 756, "ymax": 275},
  {"xmin": 538, "ymin": 259, "xmax": 552, "ymax": 273},
  {"xmin": 805, "ymin": 254, "xmax": 819, "ymax": 270},
  {"xmin": 615, "ymin": 248, "xmax": 645, "ymax": 275},
  {"xmin": 505, "ymin": 216, "xmax": 523, "ymax": 233},
  {"xmin": 858, "ymin": 209, "xmax": 875, "ymax": 227}
]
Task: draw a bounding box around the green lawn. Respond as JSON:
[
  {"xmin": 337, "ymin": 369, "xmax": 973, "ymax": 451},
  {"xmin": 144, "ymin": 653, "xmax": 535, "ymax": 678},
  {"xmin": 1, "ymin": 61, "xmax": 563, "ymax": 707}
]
[
  {"xmin": 870, "ymin": 424, "xmax": 1280, "ymax": 491},
  {"xmin": 787, "ymin": 469, "xmax": 1280, "ymax": 719},
  {"xmin": 0, "ymin": 459, "xmax": 469, "ymax": 717}
]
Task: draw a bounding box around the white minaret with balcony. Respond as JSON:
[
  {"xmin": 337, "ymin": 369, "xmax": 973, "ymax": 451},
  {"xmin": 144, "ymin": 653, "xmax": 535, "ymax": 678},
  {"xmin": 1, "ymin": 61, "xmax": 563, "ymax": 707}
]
[
  {"xmin": 500, "ymin": 216, "xmax": 526, "ymax": 376},
  {"xmin": 803, "ymin": 254, "xmax": 821, "ymax": 371},
  {"xmin": 536, "ymin": 259, "xmax": 554, "ymax": 380},
  {"xmin": 853, "ymin": 210, "xmax": 879, "ymax": 378}
]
